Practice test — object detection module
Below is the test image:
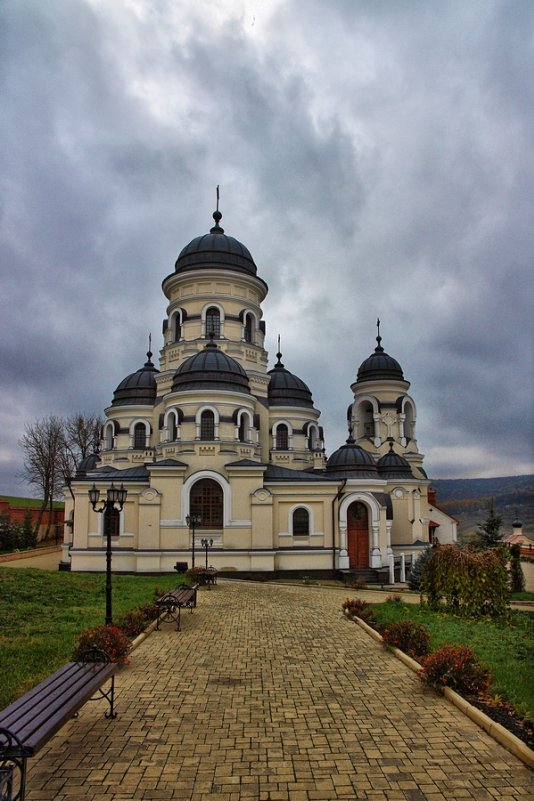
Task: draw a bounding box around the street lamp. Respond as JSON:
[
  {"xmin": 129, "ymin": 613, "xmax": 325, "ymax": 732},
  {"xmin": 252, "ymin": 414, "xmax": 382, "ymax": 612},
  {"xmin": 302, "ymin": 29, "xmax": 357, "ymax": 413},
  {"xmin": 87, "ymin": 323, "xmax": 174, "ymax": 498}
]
[
  {"xmin": 186, "ymin": 513, "xmax": 201, "ymax": 568},
  {"xmin": 89, "ymin": 482, "xmax": 127, "ymax": 625},
  {"xmin": 200, "ymin": 537, "xmax": 213, "ymax": 570}
]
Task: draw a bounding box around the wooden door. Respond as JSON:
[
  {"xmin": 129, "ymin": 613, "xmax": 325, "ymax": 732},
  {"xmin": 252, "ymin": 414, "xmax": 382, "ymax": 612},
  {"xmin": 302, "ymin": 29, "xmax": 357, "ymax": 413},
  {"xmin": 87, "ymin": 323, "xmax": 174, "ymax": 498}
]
[{"xmin": 347, "ymin": 502, "xmax": 369, "ymax": 568}]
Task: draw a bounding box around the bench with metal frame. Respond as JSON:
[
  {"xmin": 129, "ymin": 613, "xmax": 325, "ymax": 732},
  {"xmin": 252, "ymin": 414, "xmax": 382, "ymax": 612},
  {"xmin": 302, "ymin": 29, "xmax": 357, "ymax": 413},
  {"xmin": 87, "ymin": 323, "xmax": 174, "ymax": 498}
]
[
  {"xmin": 156, "ymin": 583, "xmax": 198, "ymax": 631},
  {"xmin": 0, "ymin": 646, "xmax": 118, "ymax": 801}
]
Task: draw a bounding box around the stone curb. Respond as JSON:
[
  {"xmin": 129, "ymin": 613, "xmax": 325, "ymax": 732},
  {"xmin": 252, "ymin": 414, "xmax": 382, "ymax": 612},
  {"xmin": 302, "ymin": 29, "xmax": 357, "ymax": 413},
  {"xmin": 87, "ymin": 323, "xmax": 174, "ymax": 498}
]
[
  {"xmin": 0, "ymin": 545, "xmax": 62, "ymax": 563},
  {"xmin": 129, "ymin": 619, "xmax": 159, "ymax": 652},
  {"xmin": 349, "ymin": 613, "xmax": 534, "ymax": 771}
]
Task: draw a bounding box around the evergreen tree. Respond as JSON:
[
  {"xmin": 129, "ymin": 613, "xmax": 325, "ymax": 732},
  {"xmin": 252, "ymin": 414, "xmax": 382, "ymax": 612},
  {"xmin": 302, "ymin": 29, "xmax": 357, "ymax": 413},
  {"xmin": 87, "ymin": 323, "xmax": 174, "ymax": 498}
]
[
  {"xmin": 408, "ymin": 547, "xmax": 433, "ymax": 590},
  {"xmin": 509, "ymin": 544, "xmax": 525, "ymax": 593},
  {"xmin": 20, "ymin": 510, "xmax": 37, "ymax": 549},
  {"xmin": 473, "ymin": 501, "xmax": 503, "ymax": 549}
]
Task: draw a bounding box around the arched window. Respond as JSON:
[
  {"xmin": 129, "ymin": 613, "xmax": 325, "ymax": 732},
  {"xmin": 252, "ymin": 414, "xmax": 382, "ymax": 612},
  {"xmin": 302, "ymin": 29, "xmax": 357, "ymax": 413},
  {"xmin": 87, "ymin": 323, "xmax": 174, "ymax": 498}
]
[
  {"xmin": 238, "ymin": 414, "xmax": 250, "ymax": 443},
  {"xmin": 169, "ymin": 415, "xmax": 178, "ymax": 441},
  {"xmin": 200, "ymin": 410, "xmax": 215, "ymax": 440},
  {"xmin": 293, "ymin": 508, "xmax": 309, "ymax": 536},
  {"xmin": 276, "ymin": 424, "xmax": 289, "ymax": 450},
  {"xmin": 190, "ymin": 479, "xmax": 223, "ymax": 528},
  {"xmin": 206, "ymin": 307, "xmax": 221, "ymax": 338},
  {"xmin": 133, "ymin": 423, "xmax": 147, "ymax": 449},
  {"xmin": 174, "ymin": 315, "xmax": 182, "ymax": 342},
  {"xmin": 104, "ymin": 507, "xmax": 120, "ymax": 538},
  {"xmin": 103, "ymin": 423, "xmax": 114, "ymax": 451},
  {"xmin": 244, "ymin": 314, "xmax": 254, "ymax": 343}
]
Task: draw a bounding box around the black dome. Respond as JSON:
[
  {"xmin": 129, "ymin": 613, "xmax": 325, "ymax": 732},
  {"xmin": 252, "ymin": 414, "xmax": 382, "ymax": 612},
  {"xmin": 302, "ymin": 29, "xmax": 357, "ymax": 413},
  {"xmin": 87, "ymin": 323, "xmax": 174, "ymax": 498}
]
[
  {"xmin": 75, "ymin": 452, "xmax": 101, "ymax": 477},
  {"xmin": 172, "ymin": 341, "xmax": 250, "ymax": 394},
  {"xmin": 357, "ymin": 326, "xmax": 404, "ymax": 383},
  {"xmin": 268, "ymin": 353, "xmax": 314, "ymax": 408},
  {"xmin": 175, "ymin": 210, "xmax": 258, "ymax": 277},
  {"xmin": 326, "ymin": 437, "xmax": 378, "ymax": 477},
  {"xmin": 112, "ymin": 352, "xmax": 159, "ymax": 407},
  {"xmin": 377, "ymin": 445, "xmax": 413, "ymax": 478}
]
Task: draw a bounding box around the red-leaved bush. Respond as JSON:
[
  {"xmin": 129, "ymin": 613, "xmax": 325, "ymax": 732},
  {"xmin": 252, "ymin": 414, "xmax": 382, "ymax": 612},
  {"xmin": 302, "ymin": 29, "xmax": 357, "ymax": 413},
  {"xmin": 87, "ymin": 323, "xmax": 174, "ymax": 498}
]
[
  {"xmin": 382, "ymin": 620, "xmax": 431, "ymax": 659},
  {"xmin": 341, "ymin": 597, "xmax": 370, "ymax": 618},
  {"xmin": 420, "ymin": 644, "xmax": 490, "ymax": 695},
  {"xmin": 72, "ymin": 625, "xmax": 131, "ymax": 665}
]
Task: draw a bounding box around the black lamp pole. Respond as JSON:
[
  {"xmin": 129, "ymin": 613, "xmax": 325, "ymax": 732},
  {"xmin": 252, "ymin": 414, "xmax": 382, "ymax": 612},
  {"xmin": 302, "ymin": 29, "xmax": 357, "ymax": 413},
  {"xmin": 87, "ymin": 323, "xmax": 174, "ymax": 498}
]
[
  {"xmin": 89, "ymin": 482, "xmax": 127, "ymax": 625},
  {"xmin": 200, "ymin": 537, "xmax": 213, "ymax": 570},
  {"xmin": 186, "ymin": 513, "xmax": 201, "ymax": 568}
]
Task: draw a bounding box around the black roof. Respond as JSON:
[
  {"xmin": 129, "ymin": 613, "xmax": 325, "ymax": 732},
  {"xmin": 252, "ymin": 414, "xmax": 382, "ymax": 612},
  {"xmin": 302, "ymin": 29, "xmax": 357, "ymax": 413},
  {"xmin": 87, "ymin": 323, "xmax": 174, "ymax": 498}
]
[
  {"xmin": 377, "ymin": 444, "xmax": 413, "ymax": 478},
  {"xmin": 112, "ymin": 352, "xmax": 159, "ymax": 407},
  {"xmin": 175, "ymin": 210, "xmax": 259, "ymax": 277},
  {"xmin": 268, "ymin": 352, "xmax": 314, "ymax": 408},
  {"xmin": 172, "ymin": 341, "xmax": 250, "ymax": 395},
  {"xmin": 325, "ymin": 438, "xmax": 378, "ymax": 478},
  {"xmin": 357, "ymin": 328, "xmax": 404, "ymax": 383}
]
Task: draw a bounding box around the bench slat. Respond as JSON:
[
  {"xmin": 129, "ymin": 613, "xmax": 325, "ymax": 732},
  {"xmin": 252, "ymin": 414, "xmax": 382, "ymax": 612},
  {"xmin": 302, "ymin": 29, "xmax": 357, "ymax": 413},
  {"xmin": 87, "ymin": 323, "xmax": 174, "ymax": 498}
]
[{"xmin": 0, "ymin": 662, "xmax": 116, "ymax": 754}]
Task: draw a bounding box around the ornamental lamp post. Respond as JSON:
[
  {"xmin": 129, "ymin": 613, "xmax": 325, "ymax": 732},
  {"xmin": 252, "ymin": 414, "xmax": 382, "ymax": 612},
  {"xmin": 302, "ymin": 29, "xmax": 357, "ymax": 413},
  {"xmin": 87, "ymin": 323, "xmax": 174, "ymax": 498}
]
[
  {"xmin": 200, "ymin": 537, "xmax": 213, "ymax": 570},
  {"xmin": 186, "ymin": 513, "xmax": 201, "ymax": 568},
  {"xmin": 89, "ymin": 481, "xmax": 127, "ymax": 625}
]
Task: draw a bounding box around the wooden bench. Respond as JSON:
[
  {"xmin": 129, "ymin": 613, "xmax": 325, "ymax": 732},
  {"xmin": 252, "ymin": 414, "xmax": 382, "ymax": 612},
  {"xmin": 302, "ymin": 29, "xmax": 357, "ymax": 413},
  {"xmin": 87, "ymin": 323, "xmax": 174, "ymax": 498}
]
[
  {"xmin": 0, "ymin": 646, "xmax": 118, "ymax": 801},
  {"xmin": 156, "ymin": 583, "xmax": 198, "ymax": 631}
]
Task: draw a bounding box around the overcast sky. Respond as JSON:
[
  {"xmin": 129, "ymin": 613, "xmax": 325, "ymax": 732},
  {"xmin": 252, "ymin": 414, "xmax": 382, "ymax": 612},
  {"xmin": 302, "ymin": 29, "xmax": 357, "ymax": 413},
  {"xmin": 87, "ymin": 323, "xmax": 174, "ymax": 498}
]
[{"xmin": 1, "ymin": 0, "xmax": 533, "ymax": 498}]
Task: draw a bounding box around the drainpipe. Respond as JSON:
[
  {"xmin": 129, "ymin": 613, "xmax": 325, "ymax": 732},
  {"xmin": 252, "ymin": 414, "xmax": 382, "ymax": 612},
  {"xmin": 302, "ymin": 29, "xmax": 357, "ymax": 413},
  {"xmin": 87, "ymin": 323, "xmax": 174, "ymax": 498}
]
[{"xmin": 332, "ymin": 479, "xmax": 347, "ymax": 571}]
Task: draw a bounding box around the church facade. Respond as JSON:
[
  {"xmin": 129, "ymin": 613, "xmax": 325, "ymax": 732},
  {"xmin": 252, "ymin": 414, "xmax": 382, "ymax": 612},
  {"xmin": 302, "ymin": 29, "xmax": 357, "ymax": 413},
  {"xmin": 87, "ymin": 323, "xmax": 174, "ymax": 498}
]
[{"xmin": 62, "ymin": 207, "xmax": 456, "ymax": 576}]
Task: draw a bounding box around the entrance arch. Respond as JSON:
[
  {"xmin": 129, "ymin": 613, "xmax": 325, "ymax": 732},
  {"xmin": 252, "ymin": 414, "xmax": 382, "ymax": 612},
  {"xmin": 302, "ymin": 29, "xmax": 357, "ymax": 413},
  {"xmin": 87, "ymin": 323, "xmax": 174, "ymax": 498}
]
[{"xmin": 347, "ymin": 501, "xmax": 369, "ymax": 568}]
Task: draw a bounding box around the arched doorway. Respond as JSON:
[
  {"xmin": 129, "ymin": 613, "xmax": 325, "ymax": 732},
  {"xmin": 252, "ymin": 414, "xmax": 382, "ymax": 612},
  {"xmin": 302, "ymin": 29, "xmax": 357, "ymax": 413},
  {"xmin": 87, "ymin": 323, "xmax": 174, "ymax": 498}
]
[
  {"xmin": 190, "ymin": 478, "xmax": 223, "ymax": 528},
  {"xmin": 347, "ymin": 501, "xmax": 369, "ymax": 568}
]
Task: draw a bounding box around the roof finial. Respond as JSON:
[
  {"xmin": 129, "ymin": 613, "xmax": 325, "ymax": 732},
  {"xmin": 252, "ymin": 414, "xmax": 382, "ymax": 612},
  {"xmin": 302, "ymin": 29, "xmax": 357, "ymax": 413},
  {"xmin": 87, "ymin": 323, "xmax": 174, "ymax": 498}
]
[
  {"xmin": 211, "ymin": 185, "xmax": 224, "ymax": 233},
  {"xmin": 145, "ymin": 333, "xmax": 154, "ymax": 366},
  {"xmin": 375, "ymin": 317, "xmax": 384, "ymax": 352},
  {"xmin": 276, "ymin": 334, "xmax": 284, "ymax": 367}
]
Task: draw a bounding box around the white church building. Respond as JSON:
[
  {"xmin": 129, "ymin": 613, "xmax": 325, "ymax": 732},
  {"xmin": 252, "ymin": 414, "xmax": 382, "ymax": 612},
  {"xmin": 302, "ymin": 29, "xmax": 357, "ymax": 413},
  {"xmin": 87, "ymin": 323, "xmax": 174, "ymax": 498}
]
[{"xmin": 62, "ymin": 205, "xmax": 457, "ymax": 577}]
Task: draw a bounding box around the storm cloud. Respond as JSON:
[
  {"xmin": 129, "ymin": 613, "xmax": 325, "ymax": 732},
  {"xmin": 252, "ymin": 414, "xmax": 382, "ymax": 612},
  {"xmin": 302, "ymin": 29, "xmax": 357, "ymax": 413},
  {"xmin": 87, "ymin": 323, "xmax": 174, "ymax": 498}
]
[{"xmin": 1, "ymin": 0, "xmax": 532, "ymax": 495}]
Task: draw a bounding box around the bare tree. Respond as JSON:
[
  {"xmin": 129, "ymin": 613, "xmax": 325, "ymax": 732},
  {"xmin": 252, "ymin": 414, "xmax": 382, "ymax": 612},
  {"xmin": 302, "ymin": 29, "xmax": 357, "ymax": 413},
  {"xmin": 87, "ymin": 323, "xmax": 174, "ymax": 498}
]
[
  {"xmin": 19, "ymin": 412, "xmax": 103, "ymax": 537},
  {"xmin": 61, "ymin": 413, "xmax": 103, "ymax": 499},
  {"xmin": 19, "ymin": 416, "xmax": 65, "ymax": 538}
]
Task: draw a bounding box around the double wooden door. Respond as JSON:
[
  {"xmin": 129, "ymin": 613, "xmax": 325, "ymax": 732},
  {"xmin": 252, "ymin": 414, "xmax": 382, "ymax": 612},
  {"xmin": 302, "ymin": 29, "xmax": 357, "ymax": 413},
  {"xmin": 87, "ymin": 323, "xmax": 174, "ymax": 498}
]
[{"xmin": 347, "ymin": 502, "xmax": 369, "ymax": 568}]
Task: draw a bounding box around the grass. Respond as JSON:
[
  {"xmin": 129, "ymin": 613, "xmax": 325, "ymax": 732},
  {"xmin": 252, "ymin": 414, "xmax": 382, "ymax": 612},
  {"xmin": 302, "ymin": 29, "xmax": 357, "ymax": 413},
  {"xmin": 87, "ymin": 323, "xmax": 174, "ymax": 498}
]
[
  {"xmin": 0, "ymin": 568, "xmax": 182, "ymax": 708},
  {"xmin": 365, "ymin": 600, "xmax": 534, "ymax": 720},
  {"xmin": 511, "ymin": 591, "xmax": 534, "ymax": 601}
]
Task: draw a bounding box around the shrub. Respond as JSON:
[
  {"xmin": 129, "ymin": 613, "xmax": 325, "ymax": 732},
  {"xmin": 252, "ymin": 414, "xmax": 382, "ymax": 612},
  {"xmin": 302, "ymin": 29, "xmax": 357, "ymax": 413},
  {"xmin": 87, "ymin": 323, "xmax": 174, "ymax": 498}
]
[
  {"xmin": 118, "ymin": 602, "xmax": 160, "ymax": 637},
  {"xmin": 386, "ymin": 593, "xmax": 403, "ymax": 603},
  {"xmin": 342, "ymin": 597, "xmax": 370, "ymax": 618},
  {"xmin": 117, "ymin": 609, "xmax": 151, "ymax": 638},
  {"xmin": 421, "ymin": 544, "xmax": 509, "ymax": 618},
  {"xmin": 382, "ymin": 620, "xmax": 431, "ymax": 659},
  {"xmin": 420, "ymin": 644, "xmax": 491, "ymax": 696},
  {"xmin": 72, "ymin": 625, "xmax": 131, "ymax": 665},
  {"xmin": 349, "ymin": 576, "xmax": 368, "ymax": 590}
]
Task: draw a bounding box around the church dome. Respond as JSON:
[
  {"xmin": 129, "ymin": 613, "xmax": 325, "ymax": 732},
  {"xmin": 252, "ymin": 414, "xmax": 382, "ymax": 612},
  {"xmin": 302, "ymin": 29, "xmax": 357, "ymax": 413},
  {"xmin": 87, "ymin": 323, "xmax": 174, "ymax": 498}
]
[
  {"xmin": 268, "ymin": 352, "xmax": 314, "ymax": 408},
  {"xmin": 175, "ymin": 210, "xmax": 258, "ymax": 277},
  {"xmin": 75, "ymin": 452, "xmax": 101, "ymax": 477},
  {"xmin": 357, "ymin": 323, "xmax": 404, "ymax": 383},
  {"xmin": 172, "ymin": 340, "xmax": 250, "ymax": 394},
  {"xmin": 377, "ymin": 444, "xmax": 413, "ymax": 478},
  {"xmin": 111, "ymin": 352, "xmax": 159, "ymax": 407},
  {"xmin": 325, "ymin": 437, "xmax": 378, "ymax": 477}
]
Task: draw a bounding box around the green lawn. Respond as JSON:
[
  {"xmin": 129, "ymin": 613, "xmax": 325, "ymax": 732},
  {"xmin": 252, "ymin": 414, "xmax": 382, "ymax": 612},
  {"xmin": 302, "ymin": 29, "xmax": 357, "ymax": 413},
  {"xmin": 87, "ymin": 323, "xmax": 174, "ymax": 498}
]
[
  {"xmin": 365, "ymin": 601, "xmax": 534, "ymax": 719},
  {"xmin": 0, "ymin": 568, "xmax": 181, "ymax": 708}
]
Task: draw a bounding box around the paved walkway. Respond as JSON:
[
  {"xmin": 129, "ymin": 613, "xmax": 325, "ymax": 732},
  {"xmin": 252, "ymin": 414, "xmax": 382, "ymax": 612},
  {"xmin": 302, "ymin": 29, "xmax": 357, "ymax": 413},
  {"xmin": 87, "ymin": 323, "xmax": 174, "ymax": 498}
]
[{"xmin": 25, "ymin": 581, "xmax": 532, "ymax": 801}]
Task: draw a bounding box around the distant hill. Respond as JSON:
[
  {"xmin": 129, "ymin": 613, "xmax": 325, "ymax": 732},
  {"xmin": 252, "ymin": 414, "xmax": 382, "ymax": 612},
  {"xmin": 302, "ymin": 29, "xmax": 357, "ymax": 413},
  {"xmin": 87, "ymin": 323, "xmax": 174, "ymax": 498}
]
[{"xmin": 431, "ymin": 475, "xmax": 534, "ymax": 540}]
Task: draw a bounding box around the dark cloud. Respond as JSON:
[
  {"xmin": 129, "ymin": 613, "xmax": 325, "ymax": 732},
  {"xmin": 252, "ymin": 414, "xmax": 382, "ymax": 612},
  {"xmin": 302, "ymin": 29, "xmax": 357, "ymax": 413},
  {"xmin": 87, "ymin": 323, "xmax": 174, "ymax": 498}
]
[{"xmin": 0, "ymin": 0, "xmax": 532, "ymax": 495}]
